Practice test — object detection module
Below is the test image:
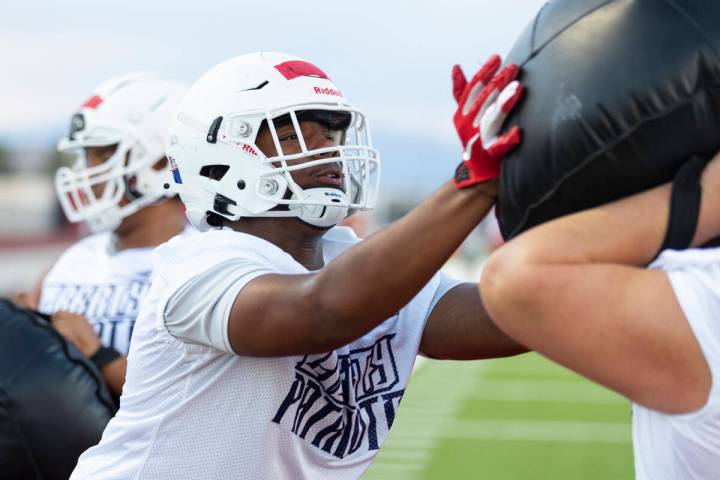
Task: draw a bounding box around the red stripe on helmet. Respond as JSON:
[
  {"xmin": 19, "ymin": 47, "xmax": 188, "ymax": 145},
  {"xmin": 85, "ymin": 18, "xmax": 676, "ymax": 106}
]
[
  {"xmin": 81, "ymin": 95, "xmax": 103, "ymax": 109},
  {"xmin": 275, "ymin": 60, "xmax": 329, "ymax": 81}
]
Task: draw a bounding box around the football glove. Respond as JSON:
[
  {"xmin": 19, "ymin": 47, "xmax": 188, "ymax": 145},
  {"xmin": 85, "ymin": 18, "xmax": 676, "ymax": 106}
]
[{"xmin": 452, "ymin": 55, "xmax": 524, "ymax": 189}]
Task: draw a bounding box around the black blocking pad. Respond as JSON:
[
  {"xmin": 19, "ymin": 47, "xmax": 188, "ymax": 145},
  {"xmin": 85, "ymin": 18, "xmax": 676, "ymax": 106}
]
[
  {"xmin": 497, "ymin": 0, "xmax": 720, "ymax": 239},
  {"xmin": 0, "ymin": 299, "xmax": 116, "ymax": 480}
]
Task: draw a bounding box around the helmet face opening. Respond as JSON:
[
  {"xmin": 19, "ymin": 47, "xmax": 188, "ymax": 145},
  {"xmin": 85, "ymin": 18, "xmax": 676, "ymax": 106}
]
[
  {"xmin": 267, "ymin": 109, "xmax": 353, "ymax": 133},
  {"xmin": 168, "ymin": 52, "xmax": 381, "ymax": 231},
  {"xmin": 260, "ymin": 106, "xmax": 378, "ymax": 210}
]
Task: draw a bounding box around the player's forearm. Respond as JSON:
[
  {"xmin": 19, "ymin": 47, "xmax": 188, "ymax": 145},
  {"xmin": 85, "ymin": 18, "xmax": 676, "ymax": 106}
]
[
  {"xmin": 493, "ymin": 153, "xmax": 720, "ymax": 270},
  {"xmin": 419, "ymin": 283, "xmax": 528, "ymax": 360},
  {"xmin": 481, "ymin": 182, "xmax": 673, "ymax": 334},
  {"xmin": 506, "ymin": 184, "xmax": 672, "ymax": 268},
  {"xmin": 100, "ymin": 356, "xmax": 127, "ymax": 396},
  {"xmin": 308, "ymin": 181, "xmax": 495, "ymax": 346}
]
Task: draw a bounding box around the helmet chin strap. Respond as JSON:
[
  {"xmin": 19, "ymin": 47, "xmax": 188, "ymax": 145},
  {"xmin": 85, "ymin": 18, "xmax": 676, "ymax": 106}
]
[{"xmin": 289, "ymin": 187, "xmax": 349, "ymax": 228}]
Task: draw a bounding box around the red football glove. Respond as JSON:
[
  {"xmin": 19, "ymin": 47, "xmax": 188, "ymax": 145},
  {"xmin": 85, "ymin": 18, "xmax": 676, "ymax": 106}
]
[{"xmin": 452, "ymin": 55, "xmax": 524, "ymax": 189}]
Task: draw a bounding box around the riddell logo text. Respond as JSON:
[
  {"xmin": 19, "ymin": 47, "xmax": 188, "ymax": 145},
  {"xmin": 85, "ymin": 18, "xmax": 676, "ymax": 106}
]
[
  {"xmin": 313, "ymin": 87, "xmax": 343, "ymax": 97},
  {"xmin": 242, "ymin": 144, "xmax": 258, "ymax": 156}
]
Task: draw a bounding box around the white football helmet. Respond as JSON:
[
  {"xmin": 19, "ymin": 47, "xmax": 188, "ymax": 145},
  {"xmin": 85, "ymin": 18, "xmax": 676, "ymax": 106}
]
[
  {"xmin": 166, "ymin": 51, "xmax": 380, "ymax": 231},
  {"xmin": 56, "ymin": 72, "xmax": 188, "ymax": 232}
]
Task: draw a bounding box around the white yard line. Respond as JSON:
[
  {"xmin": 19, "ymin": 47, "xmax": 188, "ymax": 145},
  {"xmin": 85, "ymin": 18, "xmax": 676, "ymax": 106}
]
[
  {"xmin": 391, "ymin": 419, "xmax": 632, "ymax": 444},
  {"xmin": 362, "ymin": 466, "xmax": 423, "ymax": 480},
  {"xmin": 420, "ymin": 378, "xmax": 628, "ymax": 405},
  {"xmin": 372, "ymin": 449, "xmax": 433, "ymax": 460},
  {"xmin": 363, "ymin": 359, "xmax": 486, "ymax": 479}
]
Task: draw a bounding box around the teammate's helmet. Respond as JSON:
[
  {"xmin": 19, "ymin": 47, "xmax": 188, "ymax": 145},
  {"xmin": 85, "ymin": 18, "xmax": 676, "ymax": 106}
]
[
  {"xmin": 56, "ymin": 73, "xmax": 188, "ymax": 232},
  {"xmin": 166, "ymin": 52, "xmax": 380, "ymax": 231}
]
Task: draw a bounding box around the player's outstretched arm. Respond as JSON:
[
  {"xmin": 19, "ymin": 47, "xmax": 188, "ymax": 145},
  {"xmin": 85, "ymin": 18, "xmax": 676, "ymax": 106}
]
[
  {"xmin": 228, "ymin": 59, "xmax": 524, "ymax": 358},
  {"xmin": 481, "ymin": 153, "xmax": 720, "ymax": 413},
  {"xmin": 411, "ymin": 57, "xmax": 528, "ymax": 361},
  {"xmin": 419, "ymin": 282, "xmax": 528, "ymax": 360},
  {"xmin": 231, "ymin": 182, "xmax": 496, "ymax": 357}
]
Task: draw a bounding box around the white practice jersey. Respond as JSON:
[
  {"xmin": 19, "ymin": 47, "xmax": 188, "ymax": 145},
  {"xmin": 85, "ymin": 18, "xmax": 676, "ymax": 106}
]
[
  {"xmin": 71, "ymin": 227, "xmax": 459, "ymax": 480},
  {"xmin": 634, "ymin": 247, "xmax": 720, "ymax": 480},
  {"xmin": 38, "ymin": 232, "xmax": 154, "ymax": 355}
]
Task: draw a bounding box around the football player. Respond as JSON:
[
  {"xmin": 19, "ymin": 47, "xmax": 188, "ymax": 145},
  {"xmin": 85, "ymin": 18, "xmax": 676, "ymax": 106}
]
[
  {"xmin": 16, "ymin": 73, "xmax": 190, "ymax": 395},
  {"xmin": 482, "ymin": 149, "xmax": 720, "ymax": 477},
  {"xmin": 70, "ymin": 52, "xmax": 526, "ymax": 479}
]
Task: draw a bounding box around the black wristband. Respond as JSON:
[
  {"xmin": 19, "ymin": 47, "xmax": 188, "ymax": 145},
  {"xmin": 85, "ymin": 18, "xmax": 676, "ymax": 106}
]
[
  {"xmin": 454, "ymin": 162, "xmax": 471, "ymax": 184},
  {"xmin": 90, "ymin": 345, "xmax": 122, "ymax": 369},
  {"xmin": 658, "ymin": 155, "xmax": 709, "ymax": 256}
]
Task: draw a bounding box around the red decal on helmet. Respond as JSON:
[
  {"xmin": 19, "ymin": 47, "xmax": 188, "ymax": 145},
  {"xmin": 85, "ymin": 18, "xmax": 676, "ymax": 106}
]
[
  {"xmin": 81, "ymin": 95, "xmax": 103, "ymax": 109},
  {"xmin": 275, "ymin": 61, "xmax": 329, "ymax": 81}
]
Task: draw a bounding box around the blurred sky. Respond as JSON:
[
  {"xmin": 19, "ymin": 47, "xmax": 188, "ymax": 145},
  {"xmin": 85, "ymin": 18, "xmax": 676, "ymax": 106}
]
[{"xmin": 1, "ymin": 0, "xmax": 547, "ymax": 192}]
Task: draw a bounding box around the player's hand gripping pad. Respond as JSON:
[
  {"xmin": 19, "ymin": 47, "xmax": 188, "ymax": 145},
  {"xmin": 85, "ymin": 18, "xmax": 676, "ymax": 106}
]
[
  {"xmin": 0, "ymin": 299, "xmax": 116, "ymax": 480},
  {"xmin": 497, "ymin": 0, "xmax": 720, "ymax": 239}
]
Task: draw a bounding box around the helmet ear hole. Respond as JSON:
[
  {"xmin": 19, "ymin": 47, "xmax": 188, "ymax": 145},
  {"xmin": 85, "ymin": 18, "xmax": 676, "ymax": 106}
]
[{"xmin": 199, "ymin": 165, "xmax": 230, "ymax": 181}]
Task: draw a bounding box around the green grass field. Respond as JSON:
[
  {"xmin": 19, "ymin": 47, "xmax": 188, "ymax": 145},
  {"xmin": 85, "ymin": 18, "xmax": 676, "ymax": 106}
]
[{"xmin": 363, "ymin": 353, "xmax": 634, "ymax": 479}]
